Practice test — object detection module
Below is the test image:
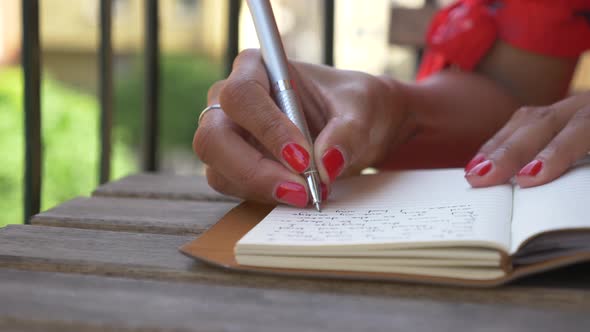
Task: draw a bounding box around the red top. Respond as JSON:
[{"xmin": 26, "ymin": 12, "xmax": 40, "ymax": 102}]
[{"xmin": 417, "ymin": 0, "xmax": 590, "ymax": 80}]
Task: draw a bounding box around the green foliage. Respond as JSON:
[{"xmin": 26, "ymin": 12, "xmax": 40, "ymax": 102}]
[
  {"xmin": 0, "ymin": 68, "xmax": 135, "ymax": 226},
  {"xmin": 115, "ymin": 55, "xmax": 223, "ymax": 148},
  {"xmin": 0, "ymin": 55, "xmax": 221, "ymax": 227}
]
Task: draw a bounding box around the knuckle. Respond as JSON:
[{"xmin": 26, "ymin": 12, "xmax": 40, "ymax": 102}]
[
  {"xmin": 493, "ymin": 144, "xmax": 511, "ymax": 159},
  {"xmin": 572, "ymin": 106, "xmax": 590, "ymax": 122},
  {"xmin": 480, "ymin": 138, "xmax": 498, "ymax": 153},
  {"xmin": 207, "ymin": 80, "xmax": 225, "ymax": 101},
  {"xmin": 541, "ymin": 143, "xmax": 576, "ymax": 166},
  {"xmin": 334, "ymin": 117, "xmax": 372, "ymax": 163},
  {"xmin": 514, "ymin": 106, "xmax": 536, "ymax": 118},
  {"xmin": 192, "ymin": 131, "xmax": 199, "ymax": 155},
  {"xmin": 206, "ymin": 172, "xmax": 230, "ymax": 195},
  {"xmin": 258, "ymin": 114, "xmax": 291, "ymax": 146},
  {"xmin": 332, "ymin": 72, "xmax": 372, "ymax": 98},
  {"xmin": 193, "ymin": 124, "xmax": 215, "ymax": 163},
  {"xmin": 356, "ymin": 74, "xmax": 383, "ymax": 100},
  {"xmin": 493, "ymin": 142, "xmax": 527, "ymax": 165},
  {"xmin": 540, "ymin": 144, "xmax": 560, "ymax": 160},
  {"xmin": 235, "ymin": 162, "xmax": 261, "ymax": 187},
  {"xmin": 219, "ymin": 79, "xmax": 261, "ymax": 115},
  {"xmin": 366, "ymin": 78, "xmax": 392, "ymax": 112},
  {"xmin": 360, "ymin": 74, "xmax": 383, "ymax": 95},
  {"xmin": 234, "ymin": 49, "xmax": 261, "ymax": 66},
  {"xmin": 538, "ymin": 106, "xmax": 559, "ymax": 124},
  {"xmin": 345, "ymin": 116, "xmax": 371, "ymax": 135},
  {"xmin": 355, "ymin": 115, "xmax": 375, "ymax": 138},
  {"xmin": 516, "ymin": 106, "xmax": 557, "ymax": 123}
]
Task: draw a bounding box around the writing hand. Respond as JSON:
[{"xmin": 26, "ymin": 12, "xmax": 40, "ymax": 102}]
[
  {"xmin": 465, "ymin": 92, "xmax": 590, "ymax": 188},
  {"xmin": 193, "ymin": 49, "xmax": 409, "ymax": 207}
]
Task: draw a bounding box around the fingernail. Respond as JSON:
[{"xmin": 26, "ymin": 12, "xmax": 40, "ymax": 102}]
[
  {"xmin": 275, "ymin": 182, "xmax": 308, "ymax": 208},
  {"xmin": 322, "ymin": 147, "xmax": 345, "ymax": 182},
  {"xmin": 281, "ymin": 143, "xmax": 310, "ymax": 173},
  {"xmin": 518, "ymin": 160, "xmax": 543, "ymax": 177},
  {"xmin": 466, "ymin": 159, "xmax": 493, "ymax": 177},
  {"xmin": 465, "ymin": 154, "xmax": 486, "ymax": 173},
  {"xmin": 320, "ymin": 182, "xmax": 329, "ymax": 201}
]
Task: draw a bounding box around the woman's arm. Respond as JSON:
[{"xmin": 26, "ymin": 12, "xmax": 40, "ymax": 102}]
[
  {"xmin": 379, "ymin": 41, "xmax": 579, "ymax": 170},
  {"xmin": 382, "ymin": 40, "xmax": 590, "ymax": 189},
  {"xmin": 192, "ymin": 42, "xmax": 582, "ymax": 206}
]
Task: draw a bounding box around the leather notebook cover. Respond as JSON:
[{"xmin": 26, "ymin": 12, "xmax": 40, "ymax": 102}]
[{"xmin": 179, "ymin": 201, "xmax": 590, "ymax": 287}]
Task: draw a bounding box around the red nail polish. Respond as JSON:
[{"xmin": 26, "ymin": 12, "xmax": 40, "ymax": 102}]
[
  {"xmin": 465, "ymin": 154, "xmax": 486, "ymax": 173},
  {"xmin": 467, "ymin": 160, "xmax": 493, "ymax": 176},
  {"xmin": 281, "ymin": 143, "xmax": 310, "ymax": 173},
  {"xmin": 518, "ymin": 160, "xmax": 543, "ymax": 177},
  {"xmin": 320, "ymin": 182, "xmax": 329, "ymax": 201},
  {"xmin": 322, "ymin": 148, "xmax": 345, "ymax": 182},
  {"xmin": 275, "ymin": 182, "xmax": 308, "ymax": 208}
]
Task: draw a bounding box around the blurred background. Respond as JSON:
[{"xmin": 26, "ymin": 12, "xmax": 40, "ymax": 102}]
[{"xmin": 1, "ymin": 0, "xmax": 589, "ymax": 227}]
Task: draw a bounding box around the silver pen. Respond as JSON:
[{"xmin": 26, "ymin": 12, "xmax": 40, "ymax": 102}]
[{"xmin": 246, "ymin": 0, "xmax": 322, "ymax": 212}]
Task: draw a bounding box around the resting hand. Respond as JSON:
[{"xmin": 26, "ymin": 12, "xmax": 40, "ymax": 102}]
[
  {"xmin": 193, "ymin": 49, "xmax": 409, "ymax": 207},
  {"xmin": 465, "ymin": 92, "xmax": 590, "ymax": 188}
]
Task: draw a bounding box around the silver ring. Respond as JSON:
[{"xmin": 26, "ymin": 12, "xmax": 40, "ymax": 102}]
[{"xmin": 198, "ymin": 103, "xmax": 222, "ymax": 125}]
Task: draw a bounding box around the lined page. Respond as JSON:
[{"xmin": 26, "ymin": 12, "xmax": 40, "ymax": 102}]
[
  {"xmin": 511, "ymin": 163, "xmax": 590, "ymax": 253},
  {"xmin": 238, "ymin": 169, "xmax": 513, "ymax": 251}
]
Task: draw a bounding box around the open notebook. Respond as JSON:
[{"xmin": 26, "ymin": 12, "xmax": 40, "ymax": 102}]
[{"xmin": 181, "ymin": 162, "xmax": 590, "ymax": 287}]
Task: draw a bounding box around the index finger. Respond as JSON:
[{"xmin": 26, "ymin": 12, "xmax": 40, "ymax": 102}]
[{"xmin": 220, "ymin": 49, "xmax": 313, "ymax": 175}]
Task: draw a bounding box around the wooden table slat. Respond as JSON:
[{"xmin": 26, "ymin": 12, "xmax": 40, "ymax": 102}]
[
  {"xmin": 31, "ymin": 196, "xmax": 236, "ymax": 235},
  {"xmin": 92, "ymin": 173, "xmax": 239, "ymax": 202},
  {"xmin": 1, "ymin": 269, "xmax": 589, "ymax": 332},
  {"xmin": 1, "ymin": 225, "xmax": 589, "ymax": 310},
  {"xmin": 6, "ymin": 171, "xmax": 590, "ymax": 330}
]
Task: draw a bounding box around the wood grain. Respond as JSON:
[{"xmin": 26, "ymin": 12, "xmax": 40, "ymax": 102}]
[
  {"xmin": 1, "ymin": 269, "xmax": 589, "ymax": 332},
  {"xmin": 389, "ymin": 5, "xmax": 437, "ymax": 47},
  {"xmin": 92, "ymin": 173, "xmax": 239, "ymax": 202},
  {"xmin": 31, "ymin": 196, "xmax": 236, "ymax": 235},
  {"xmin": 1, "ymin": 225, "xmax": 589, "ymax": 311}
]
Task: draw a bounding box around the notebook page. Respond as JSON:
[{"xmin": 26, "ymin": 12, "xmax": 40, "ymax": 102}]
[
  {"xmin": 238, "ymin": 169, "xmax": 513, "ymax": 251},
  {"xmin": 510, "ymin": 163, "xmax": 590, "ymax": 254}
]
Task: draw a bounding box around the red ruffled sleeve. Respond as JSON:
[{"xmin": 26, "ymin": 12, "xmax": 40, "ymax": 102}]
[{"xmin": 417, "ymin": 0, "xmax": 590, "ymax": 80}]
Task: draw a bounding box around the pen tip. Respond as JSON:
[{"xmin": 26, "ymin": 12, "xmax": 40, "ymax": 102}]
[{"xmin": 314, "ymin": 202, "xmax": 321, "ymax": 212}]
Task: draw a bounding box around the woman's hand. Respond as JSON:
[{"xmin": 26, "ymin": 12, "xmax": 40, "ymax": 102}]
[
  {"xmin": 465, "ymin": 92, "xmax": 590, "ymax": 188},
  {"xmin": 193, "ymin": 49, "xmax": 411, "ymax": 207}
]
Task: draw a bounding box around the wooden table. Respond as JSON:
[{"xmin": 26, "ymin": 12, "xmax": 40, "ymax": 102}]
[{"xmin": 1, "ymin": 173, "xmax": 589, "ymax": 331}]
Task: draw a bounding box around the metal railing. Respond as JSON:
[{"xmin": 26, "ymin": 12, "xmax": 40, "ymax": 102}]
[{"xmin": 21, "ymin": 0, "xmax": 335, "ymax": 224}]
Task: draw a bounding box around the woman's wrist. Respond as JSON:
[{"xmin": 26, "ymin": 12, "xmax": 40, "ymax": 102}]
[
  {"xmin": 377, "ymin": 70, "xmax": 522, "ymax": 169},
  {"xmin": 374, "ymin": 74, "xmax": 419, "ymax": 158}
]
